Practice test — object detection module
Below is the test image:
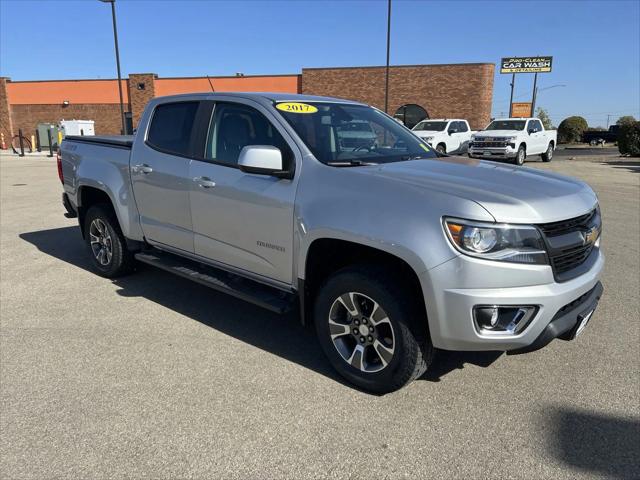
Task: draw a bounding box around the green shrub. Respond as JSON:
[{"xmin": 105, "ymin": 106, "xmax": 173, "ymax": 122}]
[
  {"xmin": 617, "ymin": 121, "xmax": 640, "ymax": 156},
  {"xmin": 558, "ymin": 116, "xmax": 588, "ymax": 143}
]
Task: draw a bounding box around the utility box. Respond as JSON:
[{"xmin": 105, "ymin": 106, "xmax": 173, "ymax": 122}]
[
  {"xmin": 36, "ymin": 123, "xmax": 61, "ymax": 148},
  {"xmin": 60, "ymin": 119, "xmax": 95, "ymax": 136}
]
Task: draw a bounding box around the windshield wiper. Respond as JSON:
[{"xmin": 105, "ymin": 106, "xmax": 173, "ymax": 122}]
[{"xmin": 326, "ymin": 160, "xmax": 379, "ymax": 167}]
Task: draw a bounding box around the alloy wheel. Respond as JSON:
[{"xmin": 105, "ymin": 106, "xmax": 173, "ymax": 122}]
[
  {"xmin": 89, "ymin": 218, "xmax": 113, "ymax": 266},
  {"xmin": 328, "ymin": 292, "xmax": 395, "ymax": 373}
]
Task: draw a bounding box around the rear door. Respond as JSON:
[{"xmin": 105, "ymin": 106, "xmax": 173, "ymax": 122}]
[
  {"xmin": 188, "ymin": 100, "xmax": 300, "ymax": 285},
  {"xmin": 130, "ymin": 101, "xmax": 200, "ymax": 253}
]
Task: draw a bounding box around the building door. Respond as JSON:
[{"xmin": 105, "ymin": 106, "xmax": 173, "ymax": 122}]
[{"xmin": 394, "ymin": 104, "xmax": 428, "ymax": 129}]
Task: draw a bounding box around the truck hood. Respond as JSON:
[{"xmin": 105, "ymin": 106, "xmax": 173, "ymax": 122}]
[
  {"xmin": 414, "ymin": 130, "xmax": 445, "ymax": 137},
  {"xmin": 473, "ymin": 130, "xmax": 522, "ymax": 138},
  {"xmin": 361, "ymin": 157, "xmax": 597, "ymax": 223}
]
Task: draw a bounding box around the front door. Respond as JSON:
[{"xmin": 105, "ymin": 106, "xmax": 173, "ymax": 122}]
[
  {"xmin": 130, "ymin": 101, "xmax": 200, "ymax": 253},
  {"xmin": 527, "ymin": 119, "xmax": 545, "ymax": 154},
  {"xmin": 189, "ymin": 101, "xmax": 299, "ymax": 285}
]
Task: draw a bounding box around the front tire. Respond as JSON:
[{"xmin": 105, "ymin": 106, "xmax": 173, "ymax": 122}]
[
  {"xmin": 514, "ymin": 144, "xmax": 526, "ymax": 165},
  {"xmin": 436, "ymin": 144, "xmax": 446, "ymax": 155},
  {"xmin": 84, "ymin": 204, "xmax": 134, "ymax": 278},
  {"xmin": 541, "ymin": 143, "xmax": 553, "ymax": 162},
  {"xmin": 314, "ymin": 266, "xmax": 432, "ymax": 393}
]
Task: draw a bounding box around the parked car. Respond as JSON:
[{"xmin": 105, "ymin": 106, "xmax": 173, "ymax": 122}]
[
  {"xmin": 336, "ymin": 120, "xmax": 378, "ymax": 151},
  {"xmin": 469, "ymin": 118, "xmax": 557, "ymax": 165},
  {"xmin": 582, "ymin": 125, "xmax": 619, "ymax": 146},
  {"xmin": 59, "ymin": 93, "xmax": 603, "ymax": 393},
  {"xmin": 412, "ymin": 119, "xmax": 474, "ymax": 154}
]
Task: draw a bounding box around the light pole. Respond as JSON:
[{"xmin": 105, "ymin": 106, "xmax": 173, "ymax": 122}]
[
  {"xmin": 99, "ymin": 0, "xmax": 126, "ymax": 135},
  {"xmin": 532, "ymin": 84, "xmax": 566, "ymax": 114},
  {"xmin": 384, "ymin": 0, "xmax": 391, "ymax": 113}
]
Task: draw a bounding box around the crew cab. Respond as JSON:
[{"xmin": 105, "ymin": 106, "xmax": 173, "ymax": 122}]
[
  {"xmin": 412, "ymin": 119, "xmax": 474, "ymax": 155},
  {"xmin": 59, "ymin": 93, "xmax": 603, "ymax": 393},
  {"xmin": 469, "ymin": 117, "xmax": 557, "ymax": 165}
]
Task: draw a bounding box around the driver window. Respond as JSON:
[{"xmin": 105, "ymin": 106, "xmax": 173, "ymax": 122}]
[{"xmin": 206, "ymin": 103, "xmax": 292, "ymax": 167}]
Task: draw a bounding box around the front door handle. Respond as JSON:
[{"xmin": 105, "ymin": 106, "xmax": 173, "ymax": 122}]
[
  {"xmin": 194, "ymin": 176, "xmax": 216, "ymax": 188},
  {"xmin": 133, "ymin": 164, "xmax": 153, "ymax": 174}
]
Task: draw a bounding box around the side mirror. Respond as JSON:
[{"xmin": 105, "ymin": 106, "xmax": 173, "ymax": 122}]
[
  {"xmin": 238, "ymin": 145, "xmax": 290, "ymax": 178},
  {"xmin": 448, "ymin": 129, "xmax": 457, "ymax": 135},
  {"xmin": 528, "ymin": 129, "xmax": 535, "ymax": 135}
]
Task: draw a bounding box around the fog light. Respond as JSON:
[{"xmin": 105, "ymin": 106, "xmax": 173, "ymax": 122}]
[{"xmin": 473, "ymin": 305, "xmax": 538, "ymax": 335}]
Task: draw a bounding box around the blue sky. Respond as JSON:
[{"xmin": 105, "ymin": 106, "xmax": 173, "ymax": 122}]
[{"xmin": 1, "ymin": 0, "xmax": 638, "ymax": 127}]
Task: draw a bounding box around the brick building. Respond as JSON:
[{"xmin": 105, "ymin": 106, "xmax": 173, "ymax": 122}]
[{"xmin": 0, "ymin": 63, "xmax": 494, "ymax": 142}]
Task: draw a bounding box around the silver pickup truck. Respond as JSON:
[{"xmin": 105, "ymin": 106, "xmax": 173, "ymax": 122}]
[{"xmin": 59, "ymin": 93, "xmax": 604, "ymax": 393}]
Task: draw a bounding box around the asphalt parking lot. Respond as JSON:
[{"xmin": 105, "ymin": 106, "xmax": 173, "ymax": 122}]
[{"xmin": 1, "ymin": 152, "xmax": 638, "ymax": 479}]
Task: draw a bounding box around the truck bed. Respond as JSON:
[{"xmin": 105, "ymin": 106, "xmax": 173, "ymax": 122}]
[{"xmin": 64, "ymin": 135, "xmax": 134, "ymax": 149}]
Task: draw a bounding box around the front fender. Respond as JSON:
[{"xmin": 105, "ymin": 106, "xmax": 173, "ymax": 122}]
[{"xmin": 293, "ymin": 158, "xmax": 493, "ymax": 281}]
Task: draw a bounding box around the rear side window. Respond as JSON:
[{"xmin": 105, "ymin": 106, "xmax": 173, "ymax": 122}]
[{"xmin": 147, "ymin": 102, "xmax": 199, "ymax": 156}]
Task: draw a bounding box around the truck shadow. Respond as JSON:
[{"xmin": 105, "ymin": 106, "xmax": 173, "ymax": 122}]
[
  {"xmin": 543, "ymin": 406, "xmax": 640, "ymax": 478},
  {"xmin": 20, "ymin": 226, "xmax": 500, "ymax": 391},
  {"xmin": 601, "ymin": 160, "xmax": 640, "ymax": 174}
]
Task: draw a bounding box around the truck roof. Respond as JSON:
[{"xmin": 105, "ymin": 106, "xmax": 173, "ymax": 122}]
[
  {"xmin": 149, "ymin": 92, "xmax": 367, "ymax": 106},
  {"xmin": 491, "ymin": 117, "xmax": 536, "ymax": 121},
  {"xmin": 419, "ymin": 119, "xmax": 467, "ymax": 122}
]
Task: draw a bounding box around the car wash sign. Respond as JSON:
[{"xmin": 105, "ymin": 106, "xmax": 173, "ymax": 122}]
[{"xmin": 500, "ymin": 56, "xmax": 553, "ymax": 74}]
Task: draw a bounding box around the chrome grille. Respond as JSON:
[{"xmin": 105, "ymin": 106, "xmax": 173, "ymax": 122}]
[{"xmin": 471, "ymin": 141, "xmax": 508, "ymax": 148}]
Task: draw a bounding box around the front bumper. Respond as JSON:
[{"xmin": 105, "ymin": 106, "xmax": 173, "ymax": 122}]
[
  {"xmin": 468, "ymin": 146, "xmax": 517, "ymax": 159},
  {"xmin": 420, "ymin": 247, "xmax": 604, "ymax": 352}
]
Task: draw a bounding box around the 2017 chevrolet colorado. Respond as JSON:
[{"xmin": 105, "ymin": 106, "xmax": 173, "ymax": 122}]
[{"xmin": 59, "ymin": 93, "xmax": 603, "ymax": 393}]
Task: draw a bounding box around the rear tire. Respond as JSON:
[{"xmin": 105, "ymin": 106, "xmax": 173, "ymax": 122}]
[
  {"xmin": 84, "ymin": 204, "xmax": 135, "ymax": 278},
  {"xmin": 541, "ymin": 143, "xmax": 553, "ymax": 162},
  {"xmin": 313, "ymin": 265, "xmax": 432, "ymax": 393},
  {"xmin": 514, "ymin": 145, "xmax": 526, "ymax": 165}
]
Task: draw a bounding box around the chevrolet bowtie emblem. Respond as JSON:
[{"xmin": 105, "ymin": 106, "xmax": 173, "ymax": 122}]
[{"xmin": 581, "ymin": 226, "xmax": 600, "ymax": 245}]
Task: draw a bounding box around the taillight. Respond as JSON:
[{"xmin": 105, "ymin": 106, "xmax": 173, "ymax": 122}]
[{"xmin": 56, "ymin": 149, "xmax": 64, "ymax": 184}]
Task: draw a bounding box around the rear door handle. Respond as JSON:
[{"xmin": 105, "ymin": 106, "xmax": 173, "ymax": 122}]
[
  {"xmin": 194, "ymin": 176, "xmax": 216, "ymax": 188},
  {"xmin": 133, "ymin": 164, "xmax": 153, "ymax": 174}
]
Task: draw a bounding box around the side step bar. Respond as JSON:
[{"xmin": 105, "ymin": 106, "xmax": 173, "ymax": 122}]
[{"xmin": 134, "ymin": 251, "xmax": 295, "ymax": 314}]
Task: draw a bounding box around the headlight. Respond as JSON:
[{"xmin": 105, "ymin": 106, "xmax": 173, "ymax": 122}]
[
  {"xmin": 504, "ymin": 136, "xmax": 517, "ymax": 142},
  {"xmin": 423, "ymin": 136, "xmax": 434, "ymax": 142},
  {"xmin": 443, "ymin": 218, "xmax": 547, "ymax": 264}
]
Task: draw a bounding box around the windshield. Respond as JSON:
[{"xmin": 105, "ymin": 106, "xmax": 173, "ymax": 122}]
[
  {"xmin": 485, "ymin": 120, "xmax": 526, "ymax": 131},
  {"xmin": 413, "ymin": 121, "xmax": 447, "ymax": 131},
  {"xmin": 275, "ymin": 102, "xmax": 437, "ymax": 165}
]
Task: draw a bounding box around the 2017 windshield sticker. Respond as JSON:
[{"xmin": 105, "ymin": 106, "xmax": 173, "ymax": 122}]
[{"xmin": 276, "ymin": 102, "xmax": 318, "ymax": 114}]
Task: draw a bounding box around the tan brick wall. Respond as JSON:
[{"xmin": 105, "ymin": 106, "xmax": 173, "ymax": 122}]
[
  {"xmin": 10, "ymin": 104, "xmax": 127, "ymax": 137},
  {"xmin": 128, "ymin": 73, "xmax": 156, "ymax": 128},
  {"xmin": 0, "ymin": 78, "xmax": 13, "ymax": 147},
  {"xmin": 301, "ymin": 64, "xmax": 494, "ymax": 130}
]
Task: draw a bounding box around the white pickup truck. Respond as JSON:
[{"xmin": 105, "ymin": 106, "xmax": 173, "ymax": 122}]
[
  {"xmin": 412, "ymin": 119, "xmax": 474, "ymax": 155},
  {"xmin": 469, "ymin": 118, "xmax": 557, "ymax": 165}
]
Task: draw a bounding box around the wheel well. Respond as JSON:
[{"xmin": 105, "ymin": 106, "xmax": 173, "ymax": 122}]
[
  {"xmin": 78, "ymin": 187, "xmax": 114, "ymax": 237},
  {"xmin": 437, "ymin": 142, "xmax": 446, "ymax": 151},
  {"xmin": 519, "ymin": 142, "xmax": 527, "ymax": 151},
  {"xmin": 549, "ymin": 140, "xmax": 555, "ymax": 149},
  {"xmin": 302, "ymin": 238, "xmax": 426, "ymax": 325}
]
